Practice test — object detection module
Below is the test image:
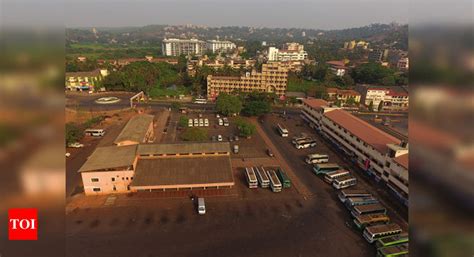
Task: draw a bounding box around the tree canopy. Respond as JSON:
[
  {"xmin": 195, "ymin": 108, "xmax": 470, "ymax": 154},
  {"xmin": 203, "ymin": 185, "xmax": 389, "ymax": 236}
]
[
  {"xmin": 215, "ymin": 93, "xmax": 243, "ymax": 116},
  {"xmin": 235, "ymin": 119, "xmax": 256, "ymax": 138}
]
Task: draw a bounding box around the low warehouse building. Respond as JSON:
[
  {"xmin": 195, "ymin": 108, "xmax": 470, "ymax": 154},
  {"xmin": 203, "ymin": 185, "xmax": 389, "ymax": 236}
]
[
  {"xmin": 114, "ymin": 114, "xmax": 155, "ymax": 146},
  {"xmin": 78, "ymin": 142, "xmax": 234, "ymax": 195}
]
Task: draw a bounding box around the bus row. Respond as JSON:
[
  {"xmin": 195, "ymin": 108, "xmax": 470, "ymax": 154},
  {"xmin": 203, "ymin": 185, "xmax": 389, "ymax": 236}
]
[
  {"xmin": 244, "ymin": 167, "xmax": 291, "ymax": 192},
  {"xmin": 313, "ymin": 163, "xmax": 357, "ymax": 190},
  {"xmin": 337, "ymin": 190, "xmax": 409, "ymax": 256}
]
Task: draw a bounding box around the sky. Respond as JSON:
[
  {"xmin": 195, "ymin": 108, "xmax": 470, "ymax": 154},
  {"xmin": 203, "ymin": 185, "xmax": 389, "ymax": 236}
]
[{"xmin": 2, "ymin": 0, "xmax": 472, "ymax": 30}]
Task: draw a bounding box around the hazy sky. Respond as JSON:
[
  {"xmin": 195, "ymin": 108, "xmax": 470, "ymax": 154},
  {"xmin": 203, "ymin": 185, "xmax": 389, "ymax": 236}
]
[
  {"xmin": 64, "ymin": 0, "xmax": 410, "ymax": 29},
  {"xmin": 2, "ymin": 0, "xmax": 472, "ymax": 29}
]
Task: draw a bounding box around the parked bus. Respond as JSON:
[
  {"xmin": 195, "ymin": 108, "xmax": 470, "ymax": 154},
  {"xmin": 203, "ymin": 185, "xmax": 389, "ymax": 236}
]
[
  {"xmin": 84, "ymin": 129, "xmax": 105, "ymax": 137},
  {"xmin": 363, "ymin": 223, "xmax": 402, "ymax": 243},
  {"xmin": 276, "ymin": 168, "xmax": 291, "ymax": 188},
  {"xmin": 351, "ymin": 204, "xmax": 387, "ymax": 217},
  {"xmin": 376, "ymin": 243, "xmax": 409, "ymax": 257},
  {"xmin": 255, "ymin": 167, "xmax": 270, "ymax": 188},
  {"xmin": 345, "ymin": 196, "xmax": 379, "ymax": 209},
  {"xmin": 193, "ymin": 98, "xmax": 207, "ymax": 104},
  {"xmin": 332, "ymin": 175, "xmax": 357, "ymax": 189},
  {"xmin": 276, "ymin": 123, "xmax": 289, "ymax": 137},
  {"xmin": 353, "ymin": 213, "xmax": 390, "ymax": 230},
  {"xmin": 245, "ymin": 167, "xmax": 258, "ymax": 189},
  {"xmin": 305, "ymin": 154, "xmax": 329, "ymax": 164},
  {"xmin": 266, "ymin": 169, "xmax": 282, "ymax": 192},
  {"xmin": 293, "ymin": 138, "xmax": 317, "ymax": 149},
  {"xmin": 324, "ymin": 169, "xmax": 350, "ymax": 183},
  {"xmin": 338, "ymin": 190, "xmax": 372, "ymax": 203},
  {"xmin": 376, "ymin": 233, "xmax": 409, "ymax": 249},
  {"xmin": 313, "ymin": 163, "xmax": 340, "ymax": 175}
]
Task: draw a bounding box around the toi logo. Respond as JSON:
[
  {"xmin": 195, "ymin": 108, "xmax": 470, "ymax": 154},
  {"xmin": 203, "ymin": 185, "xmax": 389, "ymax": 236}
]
[{"xmin": 8, "ymin": 208, "xmax": 38, "ymax": 240}]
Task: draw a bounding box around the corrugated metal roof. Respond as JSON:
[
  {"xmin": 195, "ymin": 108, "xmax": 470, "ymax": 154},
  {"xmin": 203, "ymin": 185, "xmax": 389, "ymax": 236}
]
[
  {"xmin": 137, "ymin": 142, "xmax": 230, "ymax": 155},
  {"xmin": 78, "ymin": 145, "xmax": 137, "ymax": 172},
  {"xmin": 324, "ymin": 109, "xmax": 400, "ymax": 153},
  {"xmin": 114, "ymin": 114, "xmax": 154, "ymax": 145},
  {"xmin": 131, "ymin": 156, "xmax": 233, "ymax": 187}
]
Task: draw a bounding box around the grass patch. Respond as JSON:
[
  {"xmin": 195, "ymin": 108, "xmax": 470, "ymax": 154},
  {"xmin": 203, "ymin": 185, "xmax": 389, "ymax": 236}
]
[{"xmin": 287, "ymin": 78, "xmax": 321, "ymax": 93}]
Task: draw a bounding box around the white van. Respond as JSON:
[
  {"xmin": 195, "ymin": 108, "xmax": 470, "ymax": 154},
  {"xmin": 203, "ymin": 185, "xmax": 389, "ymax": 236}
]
[
  {"xmin": 84, "ymin": 129, "xmax": 105, "ymax": 137},
  {"xmin": 198, "ymin": 198, "xmax": 206, "ymax": 215}
]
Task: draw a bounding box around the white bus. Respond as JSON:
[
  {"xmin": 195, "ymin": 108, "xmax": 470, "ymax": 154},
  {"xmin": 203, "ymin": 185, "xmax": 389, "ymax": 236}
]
[
  {"xmin": 255, "ymin": 167, "xmax": 270, "ymax": 188},
  {"xmin": 333, "ymin": 175, "xmax": 357, "ymax": 189},
  {"xmin": 84, "ymin": 129, "xmax": 105, "ymax": 137},
  {"xmin": 305, "ymin": 154, "xmax": 329, "ymax": 164},
  {"xmin": 245, "ymin": 167, "xmax": 258, "ymax": 188},
  {"xmin": 293, "ymin": 138, "xmax": 317, "ymax": 149},
  {"xmin": 193, "ymin": 98, "xmax": 207, "ymax": 104},
  {"xmin": 363, "ymin": 223, "xmax": 402, "ymax": 243},
  {"xmin": 266, "ymin": 169, "xmax": 282, "ymax": 192},
  {"xmin": 324, "ymin": 169, "xmax": 350, "ymax": 184},
  {"xmin": 276, "ymin": 123, "xmax": 289, "ymax": 137},
  {"xmin": 338, "ymin": 190, "xmax": 372, "ymax": 203}
]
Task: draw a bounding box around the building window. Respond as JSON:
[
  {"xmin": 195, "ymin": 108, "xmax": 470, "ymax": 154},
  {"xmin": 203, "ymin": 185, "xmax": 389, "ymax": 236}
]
[
  {"xmin": 131, "ymin": 177, "xmax": 133, "ymax": 180},
  {"xmin": 113, "ymin": 186, "xmax": 117, "ymax": 191},
  {"xmin": 122, "ymin": 177, "xmax": 125, "ymax": 180},
  {"xmin": 126, "ymin": 177, "xmax": 129, "ymax": 180},
  {"xmin": 93, "ymin": 188, "xmax": 101, "ymax": 192},
  {"xmin": 111, "ymin": 177, "xmax": 115, "ymax": 182},
  {"xmin": 91, "ymin": 178, "xmax": 99, "ymax": 182}
]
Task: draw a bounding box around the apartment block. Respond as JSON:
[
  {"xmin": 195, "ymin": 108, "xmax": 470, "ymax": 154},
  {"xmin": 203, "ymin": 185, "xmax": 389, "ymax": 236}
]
[
  {"xmin": 162, "ymin": 38, "xmax": 206, "ymax": 56},
  {"xmin": 207, "ymin": 63, "xmax": 289, "ymax": 100},
  {"xmin": 65, "ymin": 69, "xmax": 108, "ymax": 91},
  {"xmin": 300, "ymin": 98, "xmax": 409, "ymax": 206},
  {"xmin": 326, "ymin": 88, "xmax": 361, "ymax": 103},
  {"xmin": 357, "ymin": 85, "xmax": 409, "ymax": 111},
  {"xmin": 206, "ymin": 40, "xmax": 236, "ymax": 53},
  {"xmin": 268, "ymin": 43, "xmax": 308, "ymax": 62},
  {"xmin": 326, "ymin": 60, "xmax": 349, "ymax": 77}
]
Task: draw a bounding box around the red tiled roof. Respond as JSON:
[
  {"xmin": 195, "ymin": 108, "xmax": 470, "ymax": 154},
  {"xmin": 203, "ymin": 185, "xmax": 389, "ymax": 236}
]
[
  {"xmin": 394, "ymin": 154, "xmax": 408, "ymax": 169},
  {"xmin": 324, "ymin": 109, "xmax": 401, "ymax": 153},
  {"xmin": 302, "ymin": 98, "xmax": 328, "ymax": 109}
]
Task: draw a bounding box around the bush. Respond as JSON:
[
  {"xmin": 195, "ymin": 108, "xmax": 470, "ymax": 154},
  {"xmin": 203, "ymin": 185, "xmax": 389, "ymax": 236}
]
[
  {"xmin": 235, "ymin": 118, "xmax": 256, "ymax": 138},
  {"xmin": 181, "ymin": 127, "xmax": 208, "ymax": 141},
  {"xmin": 178, "ymin": 116, "xmax": 189, "ymax": 128},
  {"xmin": 242, "ymin": 100, "xmax": 271, "ymax": 116},
  {"xmin": 216, "ymin": 93, "xmax": 242, "ymax": 116},
  {"xmin": 66, "ymin": 123, "xmax": 82, "ymax": 145}
]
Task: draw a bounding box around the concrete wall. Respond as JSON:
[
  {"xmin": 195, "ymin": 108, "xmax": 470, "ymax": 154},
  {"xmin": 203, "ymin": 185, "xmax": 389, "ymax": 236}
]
[{"xmin": 81, "ymin": 170, "xmax": 135, "ymax": 195}]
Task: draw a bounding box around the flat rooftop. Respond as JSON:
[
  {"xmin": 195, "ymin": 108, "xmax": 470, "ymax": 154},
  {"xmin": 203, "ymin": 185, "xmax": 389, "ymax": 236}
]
[
  {"xmin": 131, "ymin": 156, "xmax": 233, "ymax": 189},
  {"xmin": 78, "ymin": 145, "xmax": 137, "ymax": 172},
  {"xmin": 114, "ymin": 114, "xmax": 154, "ymax": 145}
]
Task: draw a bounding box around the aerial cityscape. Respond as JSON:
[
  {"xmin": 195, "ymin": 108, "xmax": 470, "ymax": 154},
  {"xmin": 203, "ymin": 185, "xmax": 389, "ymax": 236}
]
[{"xmin": 64, "ymin": 22, "xmax": 410, "ymax": 257}]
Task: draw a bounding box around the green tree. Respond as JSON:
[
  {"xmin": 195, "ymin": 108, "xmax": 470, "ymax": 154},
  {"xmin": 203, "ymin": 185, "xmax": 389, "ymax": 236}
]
[
  {"xmin": 181, "ymin": 127, "xmax": 208, "ymax": 141},
  {"xmin": 170, "ymin": 102, "xmax": 182, "ymax": 110},
  {"xmin": 368, "ymin": 101, "xmax": 374, "ymax": 112},
  {"xmin": 346, "ymin": 96, "xmax": 356, "ymax": 106},
  {"xmin": 242, "ymin": 100, "xmax": 271, "ymax": 116},
  {"xmin": 351, "ymin": 63, "xmax": 395, "ymax": 85},
  {"xmin": 66, "ymin": 123, "xmax": 82, "ymax": 145},
  {"xmin": 178, "ymin": 116, "xmax": 189, "ymax": 128},
  {"xmin": 235, "ymin": 119, "xmax": 256, "ymax": 138},
  {"xmin": 215, "ymin": 93, "xmax": 243, "ymax": 116},
  {"xmin": 378, "ymin": 101, "xmax": 384, "ymax": 112}
]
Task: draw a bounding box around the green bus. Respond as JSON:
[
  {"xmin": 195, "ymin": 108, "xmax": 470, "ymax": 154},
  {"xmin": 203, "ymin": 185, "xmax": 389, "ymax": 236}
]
[
  {"xmin": 376, "ymin": 232, "xmax": 409, "ymax": 248},
  {"xmin": 276, "ymin": 168, "xmax": 291, "ymax": 188},
  {"xmin": 376, "ymin": 243, "xmax": 409, "ymax": 257},
  {"xmin": 313, "ymin": 163, "xmax": 340, "ymax": 175}
]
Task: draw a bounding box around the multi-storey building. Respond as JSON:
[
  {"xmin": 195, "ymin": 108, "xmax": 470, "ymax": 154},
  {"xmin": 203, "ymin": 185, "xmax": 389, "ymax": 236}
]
[
  {"xmin": 206, "ymin": 40, "xmax": 236, "ymax": 53},
  {"xmin": 65, "ymin": 69, "xmax": 108, "ymax": 91},
  {"xmin": 357, "ymin": 85, "xmax": 409, "ymax": 111},
  {"xmin": 300, "ymin": 98, "xmax": 409, "ymax": 206},
  {"xmin": 326, "ymin": 60, "xmax": 349, "ymax": 77},
  {"xmin": 268, "ymin": 43, "xmax": 308, "ymax": 62},
  {"xmin": 326, "ymin": 88, "xmax": 361, "ymax": 104},
  {"xmin": 162, "ymin": 38, "xmax": 206, "ymax": 56},
  {"xmin": 397, "ymin": 57, "xmax": 409, "ymax": 71},
  {"xmin": 368, "ymin": 49, "xmax": 385, "ymax": 63},
  {"xmin": 207, "ymin": 63, "xmax": 289, "ymax": 100}
]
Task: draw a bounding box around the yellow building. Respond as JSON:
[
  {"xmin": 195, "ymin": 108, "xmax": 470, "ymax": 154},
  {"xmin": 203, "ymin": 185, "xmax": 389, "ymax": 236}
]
[{"xmin": 207, "ymin": 63, "xmax": 288, "ymax": 100}]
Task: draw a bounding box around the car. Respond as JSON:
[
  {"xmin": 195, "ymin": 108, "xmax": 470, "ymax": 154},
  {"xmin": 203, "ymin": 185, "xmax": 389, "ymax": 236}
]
[
  {"xmin": 216, "ymin": 114, "xmax": 220, "ymax": 118},
  {"xmin": 267, "ymin": 149, "xmax": 274, "ymax": 157},
  {"xmin": 65, "ymin": 152, "xmax": 71, "ymax": 157},
  {"xmin": 198, "ymin": 113, "xmax": 203, "ymax": 118},
  {"xmin": 217, "ymin": 135, "xmax": 223, "ymax": 141},
  {"xmin": 204, "ymin": 118, "xmax": 209, "ymax": 127},
  {"xmin": 218, "ymin": 118, "xmax": 223, "ymax": 126},
  {"xmin": 233, "ymin": 145, "xmax": 239, "ymax": 154},
  {"xmin": 68, "ymin": 142, "xmax": 84, "ymax": 148},
  {"xmin": 199, "ymin": 118, "xmax": 204, "ymax": 127},
  {"xmin": 194, "ymin": 118, "xmax": 199, "ymax": 126}
]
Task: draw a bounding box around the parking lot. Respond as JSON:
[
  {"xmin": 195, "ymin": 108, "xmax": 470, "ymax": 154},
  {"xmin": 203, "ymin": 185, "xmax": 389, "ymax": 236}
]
[{"xmin": 65, "ymin": 110, "xmax": 410, "ymax": 257}]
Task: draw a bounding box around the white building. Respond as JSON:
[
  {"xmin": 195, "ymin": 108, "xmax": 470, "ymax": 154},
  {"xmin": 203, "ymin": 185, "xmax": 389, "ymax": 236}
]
[
  {"xmin": 206, "ymin": 40, "xmax": 236, "ymax": 53},
  {"xmin": 301, "ymin": 98, "xmax": 409, "ymax": 206},
  {"xmin": 359, "ymin": 87, "xmax": 409, "ymax": 111},
  {"xmin": 267, "ymin": 43, "xmax": 308, "ymax": 62},
  {"xmin": 162, "ymin": 38, "xmax": 206, "ymax": 56},
  {"xmin": 397, "ymin": 57, "xmax": 409, "ymax": 71}
]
